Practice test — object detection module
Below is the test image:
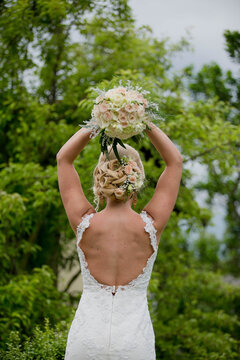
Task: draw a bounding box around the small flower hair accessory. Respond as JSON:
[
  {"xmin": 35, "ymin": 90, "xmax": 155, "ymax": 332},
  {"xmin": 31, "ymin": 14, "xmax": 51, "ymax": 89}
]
[
  {"xmin": 80, "ymin": 80, "xmax": 162, "ymax": 164},
  {"xmin": 119, "ymin": 155, "xmax": 145, "ymax": 198}
]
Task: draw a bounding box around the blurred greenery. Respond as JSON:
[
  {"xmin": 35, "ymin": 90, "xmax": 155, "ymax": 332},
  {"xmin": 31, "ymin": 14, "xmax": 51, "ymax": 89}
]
[{"xmin": 0, "ymin": 0, "xmax": 239, "ymax": 358}]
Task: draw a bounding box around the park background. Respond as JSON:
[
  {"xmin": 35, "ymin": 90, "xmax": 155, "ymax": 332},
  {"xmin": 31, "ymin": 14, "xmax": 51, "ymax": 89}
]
[{"xmin": 0, "ymin": 0, "xmax": 239, "ymax": 359}]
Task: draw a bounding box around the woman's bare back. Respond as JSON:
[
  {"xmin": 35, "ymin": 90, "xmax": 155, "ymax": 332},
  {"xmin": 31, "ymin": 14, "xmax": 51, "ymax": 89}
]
[{"xmin": 78, "ymin": 210, "xmax": 161, "ymax": 287}]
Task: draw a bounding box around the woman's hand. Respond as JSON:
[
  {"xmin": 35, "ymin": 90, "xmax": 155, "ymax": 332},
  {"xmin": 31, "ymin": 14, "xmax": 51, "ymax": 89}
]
[{"xmin": 56, "ymin": 127, "xmax": 93, "ymax": 164}]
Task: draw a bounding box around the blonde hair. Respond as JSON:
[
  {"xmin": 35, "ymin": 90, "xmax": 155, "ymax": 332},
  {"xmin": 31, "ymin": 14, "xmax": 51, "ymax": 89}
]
[{"xmin": 93, "ymin": 143, "xmax": 145, "ymax": 210}]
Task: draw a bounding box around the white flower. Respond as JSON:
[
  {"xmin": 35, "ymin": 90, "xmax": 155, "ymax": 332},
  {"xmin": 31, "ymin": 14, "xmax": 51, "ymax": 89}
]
[
  {"xmin": 106, "ymin": 91, "xmax": 125, "ymax": 107},
  {"xmin": 126, "ymin": 90, "xmax": 139, "ymax": 100}
]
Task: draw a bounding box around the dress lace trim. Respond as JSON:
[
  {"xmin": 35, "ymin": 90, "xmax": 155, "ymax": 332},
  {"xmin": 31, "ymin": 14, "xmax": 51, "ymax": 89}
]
[{"xmin": 76, "ymin": 210, "xmax": 158, "ymax": 294}]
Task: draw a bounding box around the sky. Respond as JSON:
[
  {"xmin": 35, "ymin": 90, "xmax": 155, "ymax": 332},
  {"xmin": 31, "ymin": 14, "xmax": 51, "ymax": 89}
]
[
  {"xmin": 129, "ymin": 0, "xmax": 240, "ymax": 239},
  {"xmin": 129, "ymin": 0, "xmax": 240, "ymax": 75}
]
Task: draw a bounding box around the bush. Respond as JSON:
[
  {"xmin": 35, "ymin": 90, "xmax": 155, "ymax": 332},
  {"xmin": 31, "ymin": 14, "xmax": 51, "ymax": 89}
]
[
  {"xmin": 0, "ymin": 318, "xmax": 69, "ymax": 360},
  {"xmin": 150, "ymin": 267, "xmax": 240, "ymax": 359},
  {"xmin": 0, "ymin": 265, "xmax": 70, "ymax": 349}
]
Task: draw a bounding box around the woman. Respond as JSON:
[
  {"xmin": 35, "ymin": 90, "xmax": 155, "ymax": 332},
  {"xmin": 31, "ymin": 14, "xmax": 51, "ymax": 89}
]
[{"xmin": 56, "ymin": 122, "xmax": 183, "ymax": 360}]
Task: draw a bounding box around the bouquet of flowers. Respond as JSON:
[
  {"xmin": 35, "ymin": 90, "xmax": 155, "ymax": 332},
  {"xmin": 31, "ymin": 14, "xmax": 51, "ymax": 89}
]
[
  {"xmin": 81, "ymin": 81, "xmax": 160, "ymax": 163},
  {"xmin": 92, "ymin": 87, "xmax": 149, "ymax": 139}
]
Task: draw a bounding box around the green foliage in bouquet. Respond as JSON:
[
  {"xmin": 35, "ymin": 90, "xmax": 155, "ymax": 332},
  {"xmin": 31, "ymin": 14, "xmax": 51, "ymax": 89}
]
[
  {"xmin": 98, "ymin": 123, "xmax": 152, "ymax": 164},
  {"xmin": 99, "ymin": 128, "xmax": 127, "ymax": 164}
]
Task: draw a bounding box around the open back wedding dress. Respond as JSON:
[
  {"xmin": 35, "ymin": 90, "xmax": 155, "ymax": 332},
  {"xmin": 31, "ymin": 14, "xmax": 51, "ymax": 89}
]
[{"xmin": 64, "ymin": 210, "xmax": 159, "ymax": 360}]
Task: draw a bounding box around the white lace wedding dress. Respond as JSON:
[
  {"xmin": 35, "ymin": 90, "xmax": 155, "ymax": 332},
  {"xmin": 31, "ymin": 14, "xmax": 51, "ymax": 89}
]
[{"xmin": 64, "ymin": 210, "xmax": 159, "ymax": 360}]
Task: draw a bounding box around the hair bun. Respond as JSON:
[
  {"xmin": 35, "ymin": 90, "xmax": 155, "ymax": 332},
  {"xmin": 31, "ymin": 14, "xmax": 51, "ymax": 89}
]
[{"xmin": 93, "ymin": 144, "xmax": 145, "ymax": 211}]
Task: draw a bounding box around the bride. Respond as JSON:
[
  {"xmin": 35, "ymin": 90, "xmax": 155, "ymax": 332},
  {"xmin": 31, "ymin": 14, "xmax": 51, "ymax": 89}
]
[{"xmin": 56, "ymin": 121, "xmax": 183, "ymax": 359}]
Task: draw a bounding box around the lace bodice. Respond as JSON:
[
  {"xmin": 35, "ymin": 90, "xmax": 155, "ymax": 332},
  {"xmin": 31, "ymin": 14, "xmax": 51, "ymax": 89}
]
[
  {"xmin": 76, "ymin": 210, "xmax": 158, "ymax": 295},
  {"xmin": 64, "ymin": 210, "xmax": 159, "ymax": 360}
]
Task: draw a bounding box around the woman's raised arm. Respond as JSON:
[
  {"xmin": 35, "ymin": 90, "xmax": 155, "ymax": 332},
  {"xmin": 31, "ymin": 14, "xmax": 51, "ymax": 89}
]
[
  {"xmin": 56, "ymin": 128, "xmax": 92, "ymax": 163},
  {"xmin": 56, "ymin": 128, "xmax": 96, "ymax": 234},
  {"xmin": 143, "ymin": 122, "xmax": 183, "ymax": 237}
]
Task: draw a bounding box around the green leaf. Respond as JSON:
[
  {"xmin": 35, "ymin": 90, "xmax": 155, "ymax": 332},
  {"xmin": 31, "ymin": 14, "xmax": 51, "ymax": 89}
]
[
  {"xmin": 131, "ymin": 135, "xmax": 141, "ymax": 144},
  {"xmin": 115, "ymin": 137, "xmax": 127, "ymax": 149},
  {"xmin": 102, "ymin": 136, "xmax": 110, "ymax": 160},
  {"xmin": 112, "ymin": 138, "xmax": 122, "ymax": 164}
]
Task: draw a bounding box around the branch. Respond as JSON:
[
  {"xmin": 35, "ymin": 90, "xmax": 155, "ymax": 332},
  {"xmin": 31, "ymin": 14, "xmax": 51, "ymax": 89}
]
[
  {"xmin": 184, "ymin": 140, "xmax": 239, "ymax": 162},
  {"xmin": 228, "ymin": 170, "xmax": 240, "ymax": 221},
  {"xmin": 21, "ymin": 219, "xmax": 42, "ymax": 270},
  {"xmin": 63, "ymin": 268, "xmax": 82, "ymax": 292}
]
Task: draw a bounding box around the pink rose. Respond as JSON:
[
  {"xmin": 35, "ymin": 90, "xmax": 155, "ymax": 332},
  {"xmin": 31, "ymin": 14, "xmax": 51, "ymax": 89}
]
[
  {"xmin": 119, "ymin": 112, "xmax": 129, "ymax": 127},
  {"xmin": 103, "ymin": 111, "xmax": 112, "ymax": 121},
  {"xmin": 129, "ymin": 175, "xmax": 136, "ymax": 183},
  {"xmin": 129, "ymin": 113, "xmax": 137, "ymax": 122},
  {"xmin": 124, "ymin": 165, "xmax": 132, "ymax": 175},
  {"xmin": 120, "ymin": 120, "xmax": 129, "ymax": 128},
  {"xmin": 124, "ymin": 104, "xmax": 135, "ymax": 113},
  {"xmin": 119, "ymin": 109, "xmax": 127, "ymax": 117},
  {"xmin": 135, "ymin": 167, "xmax": 141, "ymax": 174},
  {"xmin": 142, "ymin": 98, "xmax": 148, "ymax": 107},
  {"xmin": 128, "ymin": 161, "xmax": 141, "ymax": 174},
  {"xmin": 114, "ymin": 188, "xmax": 125, "ymax": 199},
  {"xmin": 137, "ymin": 94, "xmax": 144, "ymax": 102},
  {"xmin": 128, "ymin": 161, "xmax": 137, "ymax": 168},
  {"xmin": 119, "ymin": 113, "xmax": 127, "ymax": 122},
  {"xmin": 99, "ymin": 102, "xmax": 108, "ymax": 113},
  {"xmin": 137, "ymin": 105, "xmax": 145, "ymax": 116},
  {"xmin": 133, "ymin": 104, "xmax": 139, "ymax": 111}
]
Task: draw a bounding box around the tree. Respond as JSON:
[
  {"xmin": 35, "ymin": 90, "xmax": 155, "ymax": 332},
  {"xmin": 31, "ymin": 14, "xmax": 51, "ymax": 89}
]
[
  {"xmin": 184, "ymin": 30, "xmax": 240, "ymax": 275},
  {"xmin": 0, "ymin": 0, "xmax": 240, "ymax": 357}
]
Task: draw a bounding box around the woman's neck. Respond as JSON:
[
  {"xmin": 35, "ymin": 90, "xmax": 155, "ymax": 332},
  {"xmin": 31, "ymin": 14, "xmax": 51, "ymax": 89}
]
[{"xmin": 104, "ymin": 197, "xmax": 133, "ymax": 212}]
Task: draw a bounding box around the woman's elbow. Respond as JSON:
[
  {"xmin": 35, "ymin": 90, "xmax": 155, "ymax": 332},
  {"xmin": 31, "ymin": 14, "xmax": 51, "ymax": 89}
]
[
  {"xmin": 56, "ymin": 152, "xmax": 64, "ymax": 164},
  {"xmin": 177, "ymin": 155, "xmax": 184, "ymax": 164}
]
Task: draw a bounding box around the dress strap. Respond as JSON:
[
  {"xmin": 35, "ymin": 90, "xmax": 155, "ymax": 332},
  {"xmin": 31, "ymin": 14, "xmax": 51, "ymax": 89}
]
[
  {"xmin": 140, "ymin": 210, "xmax": 158, "ymax": 252},
  {"xmin": 76, "ymin": 213, "xmax": 95, "ymax": 247}
]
